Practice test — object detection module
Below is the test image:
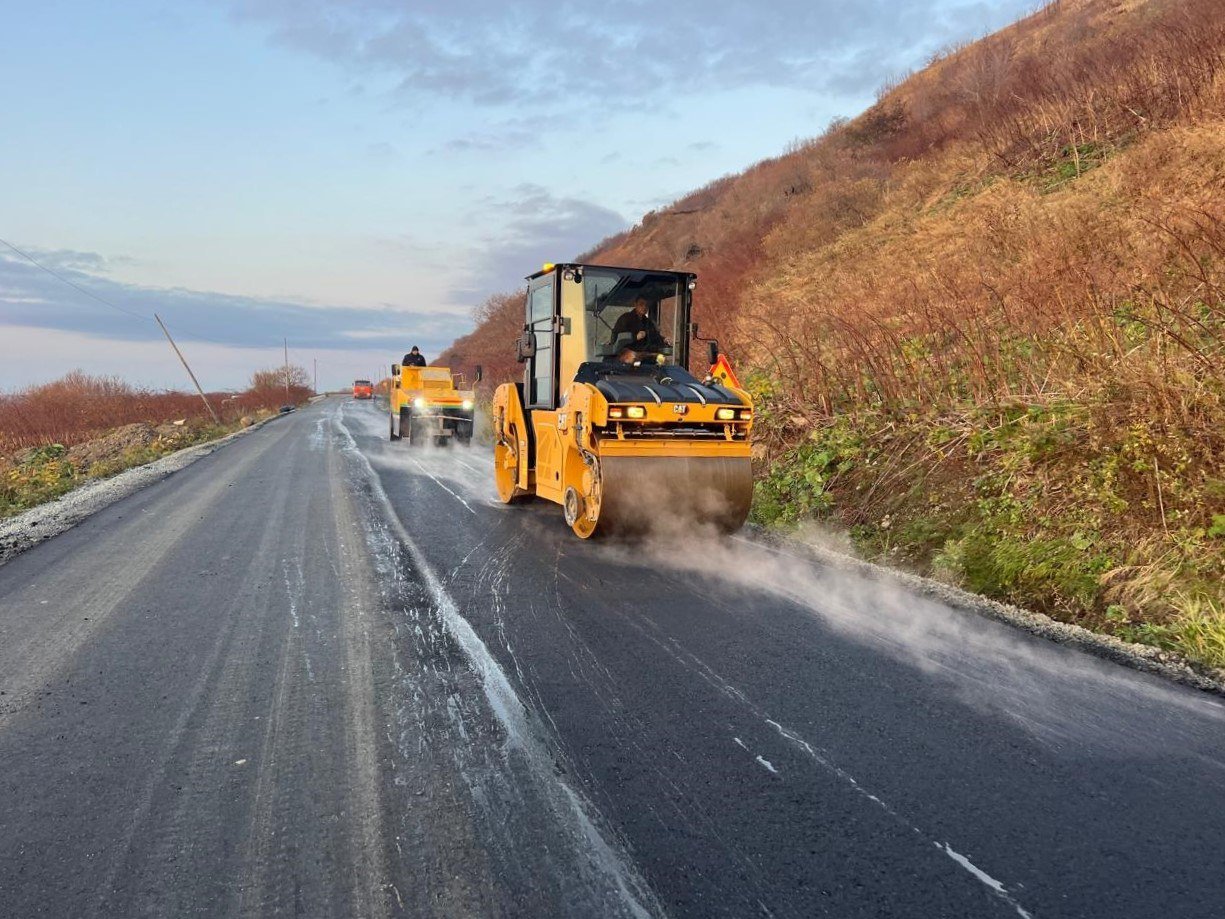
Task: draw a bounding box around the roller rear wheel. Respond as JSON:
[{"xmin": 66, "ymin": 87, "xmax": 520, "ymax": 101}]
[{"xmin": 564, "ymin": 486, "xmax": 599, "ymax": 539}]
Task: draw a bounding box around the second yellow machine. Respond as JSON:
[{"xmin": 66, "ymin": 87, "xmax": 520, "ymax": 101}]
[
  {"xmin": 389, "ymin": 363, "xmax": 479, "ymax": 446},
  {"xmin": 492, "ymin": 263, "xmax": 753, "ymax": 538}
]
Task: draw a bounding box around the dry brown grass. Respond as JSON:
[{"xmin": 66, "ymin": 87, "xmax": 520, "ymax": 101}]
[
  {"xmin": 436, "ymin": 0, "xmax": 1225, "ymax": 662},
  {"xmin": 0, "ymin": 371, "xmax": 313, "ymax": 455}
]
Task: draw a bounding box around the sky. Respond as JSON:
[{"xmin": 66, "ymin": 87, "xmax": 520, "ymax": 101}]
[{"xmin": 0, "ymin": 0, "xmax": 1036, "ymax": 392}]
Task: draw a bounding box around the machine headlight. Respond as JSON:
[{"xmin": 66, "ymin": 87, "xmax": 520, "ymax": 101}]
[
  {"xmin": 462, "ymin": 399, "xmax": 473, "ymax": 410},
  {"xmin": 414, "ymin": 397, "xmax": 426, "ymax": 410},
  {"xmin": 716, "ymin": 407, "xmax": 736, "ymax": 420},
  {"xmin": 608, "ymin": 407, "xmax": 624, "ymax": 419},
  {"xmin": 739, "ymin": 409, "xmax": 753, "ymax": 420},
  {"xmin": 626, "ymin": 405, "xmax": 647, "ymax": 419}
]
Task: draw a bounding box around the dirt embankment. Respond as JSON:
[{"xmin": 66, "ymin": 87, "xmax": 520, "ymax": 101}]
[{"xmin": 1, "ymin": 413, "xmax": 271, "ymax": 520}]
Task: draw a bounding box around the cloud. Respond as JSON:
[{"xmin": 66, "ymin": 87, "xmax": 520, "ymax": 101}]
[
  {"xmin": 0, "ymin": 250, "xmax": 471, "ymax": 357},
  {"xmin": 427, "ymin": 116, "xmax": 545, "ymax": 155},
  {"xmin": 365, "ymin": 140, "xmax": 399, "ymax": 159},
  {"xmin": 447, "ymin": 184, "xmax": 628, "ymax": 302},
  {"xmin": 16, "ymin": 247, "xmax": 133, "ymax": 273},
  {"xmin": 229, "ymin": 0, "xmax": 1037, "ymax": 108}
]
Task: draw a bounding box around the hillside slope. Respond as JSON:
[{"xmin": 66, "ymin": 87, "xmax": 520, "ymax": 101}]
[{"xmin": 440, "ymin": 0, "xmax": 1225, "ymax": 667}]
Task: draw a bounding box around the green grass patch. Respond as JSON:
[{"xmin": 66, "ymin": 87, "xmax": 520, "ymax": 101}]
[
  {"xmin": 1, "ymin": 423, "xmax": 235, "ymax": 520},
  {"xmin": 750, "ymin": 389, "xmax": 1225, "ymax": 671}
]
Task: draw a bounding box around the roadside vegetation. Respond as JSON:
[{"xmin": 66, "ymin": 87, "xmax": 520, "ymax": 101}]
[
  {"xmin": 440, "ymin": 0, "xmax": 1225, "ymax": 670},
  {"xmin": 741, "ymin": 0, "xmax": 1225, "ymax": 669},
  {"xmin": 0, "ymin": 368, "xmax": 314, "ymax": 518}
]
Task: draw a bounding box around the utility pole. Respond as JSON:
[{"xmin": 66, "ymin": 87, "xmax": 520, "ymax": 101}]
[
  {"xmin": 313, "ymin": 358, "xmax": 318, "ymax": 395},
  {"xmin": 283, "ymin": 337, "xmax": 290, "ymax": 403},
  {"xmin": 155, "ymin": 313, "xmax": 221, "ymax": 425}
]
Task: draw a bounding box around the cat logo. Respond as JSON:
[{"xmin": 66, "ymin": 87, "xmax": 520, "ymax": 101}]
[{"xmin": 672, "ymin": 404, "xmax": 688, "ymax": 414}]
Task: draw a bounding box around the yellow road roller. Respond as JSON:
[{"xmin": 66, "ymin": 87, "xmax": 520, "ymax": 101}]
[
  {"xmin": 492, "ymin": 263, "xmax": 753, "ymax": 538},
  {"xmin": 389, "ymin": 363, "xmax": 480, "ymax": 446}
]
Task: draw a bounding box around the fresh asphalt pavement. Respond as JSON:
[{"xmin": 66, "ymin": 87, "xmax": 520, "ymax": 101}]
[{"xmin": 1, "ymin": 396, "xmax": 1223, "ymax": 918}]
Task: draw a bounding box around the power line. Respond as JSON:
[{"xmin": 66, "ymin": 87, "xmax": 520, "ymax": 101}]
[{"xmin": 0, "ymin": 236, "xmax": 150, "ymax": 322}]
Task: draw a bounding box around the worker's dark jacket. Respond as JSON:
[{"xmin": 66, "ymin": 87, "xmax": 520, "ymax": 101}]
[
  {"xmin": 609, "ymin": 311, "xmax": 664, "ymax": 348},
  {"xmin": 402, "ymin": 353, "xmax": 427, "ymax": 367}
]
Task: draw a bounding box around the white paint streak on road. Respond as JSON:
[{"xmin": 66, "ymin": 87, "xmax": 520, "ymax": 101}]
[
  {"xmin": 333, "ymin": 407, "xmax": 661, "ymax": 919},
  {"xmin": 938, "ymin": 844, "xmax": 1034, "ymax": 919},
  {"xmin": 407, "ymin": 457, "xmax": 478, "ymax": 515},
  {"xmin": 764, "ymin": 717, "xmax": 1033, "ymax": 918}
]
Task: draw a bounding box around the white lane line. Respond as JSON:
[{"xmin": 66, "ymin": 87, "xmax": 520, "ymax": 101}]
[
  {"xmin": 452, "ymin": 454, "xmax": 486, "ymax": 475},
  {"xmin": 334, "ymin": 413, "xmax": 659, "ymax": 919},
  {"xmin": 407, "ymin": 458, "xmax": 477, "ymax": 515}
]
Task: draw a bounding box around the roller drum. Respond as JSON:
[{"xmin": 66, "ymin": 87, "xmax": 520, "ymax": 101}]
[{"xmin": 594, "ymin": 454, "xmax": 753, "ymax": 536}]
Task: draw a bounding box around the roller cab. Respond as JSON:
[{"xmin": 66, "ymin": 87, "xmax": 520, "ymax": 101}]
[
  {"xmin": 492, "ymin": 263, "xmax": 753, "ymax": 538},
  {"xmin": 389, "ymin": 364, "xmax": 478, "ymax": 446}
]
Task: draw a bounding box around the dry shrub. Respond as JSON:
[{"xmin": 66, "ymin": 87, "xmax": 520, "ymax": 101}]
[
  {"xmin": 438, "ymin": 0, "xmax": 1225, "ymax": 406},
  {"xmin": 745, "ymin": 115, "xmax": 1224, "ymax": 423},
  {"xmin": 0, "ymin": 370, "xmax": 313, "ymax": 454}
]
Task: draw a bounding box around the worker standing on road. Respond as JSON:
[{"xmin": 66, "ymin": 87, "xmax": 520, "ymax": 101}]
[
  {"xmin": 609, "ymin": 298, "xmax": 668, "ymax": 352},
  {"xmin": 402, "ymin": 346, "xmax": 427, "ymax": 367}
]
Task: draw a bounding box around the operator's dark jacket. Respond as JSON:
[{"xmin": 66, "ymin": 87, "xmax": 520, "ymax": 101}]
[
  {"xmin": 402, "ymin": 352, "xmax": 427, "ymax": 367},
  {"xmin": 608, "ymin": 311, "xmax": 663, "ymax": 348}
]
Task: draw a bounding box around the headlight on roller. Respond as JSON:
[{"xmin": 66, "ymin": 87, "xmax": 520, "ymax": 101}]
[
  {"xmin": 608, "ymin": 407, "xmax": 624, "ymax": 419},
  {"xmin": 626, "ymin": 405, "xmax": 646, "ymax": 419},
  {"xmin": 716, "ymin": 407, "xmax": 736, "ymax": 420},
  {"xmin": 414, "ymin": 397, "xmax": 426, "ymax": 410},
  {"xmin": 739, "ymin": 409, "xmax": 753, "ymax": 420},
  {"xmin": 462, "ymin": 399, "xmax": 473, "ymax": 410}
]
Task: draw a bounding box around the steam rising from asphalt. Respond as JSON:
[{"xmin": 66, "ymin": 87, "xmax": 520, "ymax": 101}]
[
  {"xmin": 345, "ymin": 399, "xmax": 501, "ymax": 507},
  {"xmin": 660, "ymin": 531, "xmax": 1224, "ymax": 753},
  {"xmin": 344, "ymin": 398, "xmax": 1225, "ymax": 757},
  {"xmin": 334, "ymin": 396, "xmax": 1225, "ymax": 918},
  {"xmin": 593, "ymin": 472, "xmax": 1225, "ymax": 756}
]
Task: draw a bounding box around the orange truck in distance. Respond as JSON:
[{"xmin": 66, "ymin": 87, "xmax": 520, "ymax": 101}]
[{"xmin": 353, "ymin": 379, "xmax": 373, "ymax": 400}]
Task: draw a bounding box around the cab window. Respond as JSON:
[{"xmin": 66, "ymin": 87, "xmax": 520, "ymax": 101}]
[
  {"xmin": 528, "ymin": 277, "xmax": 556, "ymax": 407},
  {"xmin": 582, "ymin": 268, "xmax": 682, "ymax": 361}
]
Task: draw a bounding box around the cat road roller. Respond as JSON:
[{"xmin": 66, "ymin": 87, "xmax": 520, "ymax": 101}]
[{"xmin": 492, "ymin": 263, "xmax": 753, "ymax": 538}]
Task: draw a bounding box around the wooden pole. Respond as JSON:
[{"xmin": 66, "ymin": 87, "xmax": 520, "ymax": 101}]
[
  {"xmin": 283, "ymin": 337, "xmax": 290, "ymax": 403},
  {"xmin": 313, "ymin": 358, "xmax": 318, "ymax": 395},
  {"xmin": 154, "ymin": 314, "xmax": 221, "ymax": 425}
]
